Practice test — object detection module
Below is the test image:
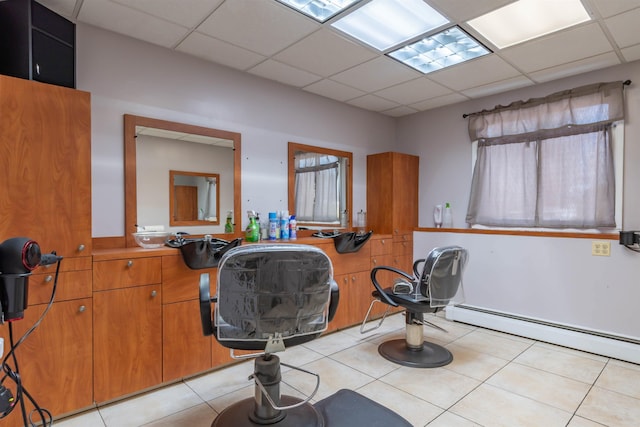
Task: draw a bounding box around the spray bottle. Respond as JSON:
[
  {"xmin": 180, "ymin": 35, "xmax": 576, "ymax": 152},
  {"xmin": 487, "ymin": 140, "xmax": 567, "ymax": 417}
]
[
  {"xmin": 224, "ymin": 211, "xmax": 234, "ymax": 233},
  {"xmin": 245, "ymin": 210, "xmax": 260, "ymax": 242}
]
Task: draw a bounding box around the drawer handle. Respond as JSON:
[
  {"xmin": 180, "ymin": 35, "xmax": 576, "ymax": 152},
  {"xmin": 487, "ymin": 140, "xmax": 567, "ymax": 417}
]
[
  {"xmin": 44, "ymin": 275, "xmax": 53, "ymax": 283},
  {"xmin": 78, "ymin": 244, "xmax": 85, "ymax": 252},
  {"xmin": 151, "ymin": 290, "xmax": 157, "ymax": 298},
  {"xmin": 127, "ymin": 260, "xmax": 134, "ymax": 267},
  {"xmin": 79, "ymin": 305, "xmax": 86, "ymax": 313}
]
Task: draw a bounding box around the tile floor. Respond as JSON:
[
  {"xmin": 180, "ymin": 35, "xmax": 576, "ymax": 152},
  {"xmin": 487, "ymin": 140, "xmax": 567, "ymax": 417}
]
[{"xmin": 56, "ymin": 313, "xmax": 640, "ymax": 427}]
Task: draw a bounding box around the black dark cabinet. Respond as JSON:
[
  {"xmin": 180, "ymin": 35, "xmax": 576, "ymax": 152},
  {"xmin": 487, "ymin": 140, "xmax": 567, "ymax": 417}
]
[{"xmin": 0, "ymin": 0, "xmax": 75, "ymax": 88}]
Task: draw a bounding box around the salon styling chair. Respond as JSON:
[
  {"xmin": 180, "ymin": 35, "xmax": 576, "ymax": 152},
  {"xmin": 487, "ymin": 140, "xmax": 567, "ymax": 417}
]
[
  {"xmin": 361, "ymin": 246, "xmax": 468, "ymax": 368},
  {"xmin": 200, "ymin": 244, "xmax": 412, "ymax": 427}
]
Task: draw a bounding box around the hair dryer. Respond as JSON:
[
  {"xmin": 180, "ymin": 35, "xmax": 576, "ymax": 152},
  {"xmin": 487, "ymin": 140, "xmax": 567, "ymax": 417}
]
[{"xmin": 0, "ymin": 237, "xmax": 42, "ymax": 322}]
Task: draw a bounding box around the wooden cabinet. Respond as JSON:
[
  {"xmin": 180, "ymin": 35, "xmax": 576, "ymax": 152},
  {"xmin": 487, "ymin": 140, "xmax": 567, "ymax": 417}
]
[
  {"xmin": 93, "ymin": 256, "xmax": 162, "ymax": 403},
  {"xmin": 367, "ymin": 152, "xmax": 419, "ymax": 236},
  {"xmin": 0, "ymin": 75, "xmax": 90, "ymax": 257}
]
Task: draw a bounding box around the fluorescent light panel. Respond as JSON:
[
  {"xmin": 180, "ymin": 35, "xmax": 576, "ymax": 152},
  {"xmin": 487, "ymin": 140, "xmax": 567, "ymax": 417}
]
[
  {"xmin": 468, "ymin": 0, "xmax": 591, "ymax": 49},
  {"xmin": 331, "ymin": 0, "xmax": 449, "ymax": 51},
  {"xmin": 276, "ymin": 0, "xmax": 360, "ymax": 23},
  {"xmin": 389, "ymin": 26, "xmax": 490, "ymax": 74}
]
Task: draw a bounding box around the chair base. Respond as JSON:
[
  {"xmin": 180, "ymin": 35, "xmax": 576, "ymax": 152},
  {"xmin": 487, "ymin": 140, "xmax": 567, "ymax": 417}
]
[
  {"xmin": 211, "ymin": 395, "xmax": 324, "ymax": 427},
  {"xmin": 378, "ymin": 339, "xmax": 453, "ymax": 368}
]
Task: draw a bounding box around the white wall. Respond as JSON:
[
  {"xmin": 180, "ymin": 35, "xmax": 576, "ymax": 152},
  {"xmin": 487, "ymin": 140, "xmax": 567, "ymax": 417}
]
[
  {"xmin": 398, "ymin": 61, "xmax": 640, "ymax": 340},
  {"xmin": 77, "ymin": 24, "xmax": 396, "ymax": 237}
]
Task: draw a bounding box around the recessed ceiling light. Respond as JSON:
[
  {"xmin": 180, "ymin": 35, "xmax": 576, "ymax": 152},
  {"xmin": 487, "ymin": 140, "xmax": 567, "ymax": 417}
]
[
  {"xmin": 275, "ymin": 0, "xmax": 361, "ymax": 23},
  {"xmin": 467, "ymin": 0, "xmax": 590, "ymax": 49},
  {"xmin": 331, "ymin": 0, "xmax": 449, "ymax": 51},
  {"xmin": 389, "ymin": 26, "xmax": 491, "ymax": 74}
]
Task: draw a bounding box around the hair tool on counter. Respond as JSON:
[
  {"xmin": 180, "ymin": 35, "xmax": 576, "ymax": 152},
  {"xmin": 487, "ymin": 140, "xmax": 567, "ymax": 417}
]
[{"xmin": 0, "ymin": 237, "xmax": 63, "ymax": 427}]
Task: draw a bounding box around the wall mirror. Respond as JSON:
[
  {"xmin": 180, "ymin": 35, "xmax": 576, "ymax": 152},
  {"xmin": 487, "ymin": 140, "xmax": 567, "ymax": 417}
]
[
  {"xmin": 124, "ymin": 114, "xmax": 241, "ymax": 247},
  {"xmin": 169, "ymin": 170, "xmax": 220, "ymax": 225},
  {"xmin": 288, "ymin": 142, "xmax": 352, "ymax": 229}
]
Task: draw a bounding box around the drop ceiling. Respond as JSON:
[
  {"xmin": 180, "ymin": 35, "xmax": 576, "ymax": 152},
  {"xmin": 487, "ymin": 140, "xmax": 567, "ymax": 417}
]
[{"xmin": 40, "ymin": 0, "xmax": 640, "ymax": 117}]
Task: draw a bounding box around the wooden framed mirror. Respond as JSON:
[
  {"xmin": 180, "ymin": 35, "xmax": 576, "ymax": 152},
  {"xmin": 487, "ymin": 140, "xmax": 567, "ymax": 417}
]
[
  {"xmin": 124, "ymin": 114, "xmax": 241, "ymax": 247},
  {"xmin": 288, "ymin": 142, "xmax": 352, "ymax": 229}
]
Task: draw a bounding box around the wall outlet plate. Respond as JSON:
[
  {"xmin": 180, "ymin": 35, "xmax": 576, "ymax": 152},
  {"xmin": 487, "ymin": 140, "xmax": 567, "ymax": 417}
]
[{"xmin": 592, "ymin": 241, "xmax": 611, "ymax": 256}]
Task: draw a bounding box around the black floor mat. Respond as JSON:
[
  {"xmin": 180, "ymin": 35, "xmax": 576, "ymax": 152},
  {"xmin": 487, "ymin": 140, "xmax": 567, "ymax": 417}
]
[{"xmin": 314, "ymin": 389, "xmax": 412, "ymax": 427}]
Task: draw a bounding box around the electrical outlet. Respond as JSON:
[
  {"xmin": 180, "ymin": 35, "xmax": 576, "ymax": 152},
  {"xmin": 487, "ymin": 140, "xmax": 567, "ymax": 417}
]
[{"xmin": 592, "ymin": 241, "xmax": 611, "ymax": 256}]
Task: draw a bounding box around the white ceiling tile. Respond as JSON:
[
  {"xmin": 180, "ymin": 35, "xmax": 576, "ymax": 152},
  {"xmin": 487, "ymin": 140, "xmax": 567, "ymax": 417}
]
[
  {"xmin": 499, "ymin": 23, "xmax": 613, "ymax": 73},
  {"xmin": 347, "ymin": 94, "xmax": 400, "ymax": 112},
  {"xmin": 428, "ymin": 0, "xmax": 514, "ymax": 22},
  {"xmin": 111, "ymin": 0, "xmax": 224, "ymax": 28},
  {"xmin": 427, "ymin": 55, "xmax": 520, "ymax": 90},
  {"xmin": 588, "ymin": 0, "xmax": 640, "ymax": 18},
  {"xmin": 461, "ymin": 75, "xmax": 534, "ymax": 98},
  {"xmin": 303, "ymin": 79, "xmax": 366, "ymax": 102},
  {"xmin": 375, "ymin": 78, "xmax": 452, "ymax": 104},
  {"xmin": 177, "ymin": 32, "xmax": 266, "ymax": 71},
  {"xmin": 528, "ymin": 52, "xmax": 621, "ymax": 83},
  {"xmin": 274, "ymin": 29, "xmax": 378, "ymax": 77},
  {"xmin": 620, "ymin": 44, "xmax": 640, "ymax": 62},
  {"xmin": 78, "ymin": 0, "xmax": 189, "ymax": 48},
  {"xmin": 248, "ymin": 60, "xmax": 322, "ymax": 87},
  {"xmin": 196, "ymin": 0, "xmax": 319, "ymax": 56},
  {"xmin": 604, "ymin": 8, "xmax": 640, "ymax": 49},
  {"xmin": 382, "ymin": 105, "xmax": 421, "ymax": 117},
  {"xmin": 411, "ymin": 93, "xmax": 470, "ymax": 111},
  {"xmin": 330, "ymin": 57, "xmax": 420, "ymax": 93}
]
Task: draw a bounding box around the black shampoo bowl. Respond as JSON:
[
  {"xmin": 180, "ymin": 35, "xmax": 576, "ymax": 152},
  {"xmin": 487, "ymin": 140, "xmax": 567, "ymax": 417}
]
[
  {"xmin": 167, "ymin": 234, "xmax": 242, "ymax": 269},
  {"xmin": 333, "ymin": 231, "xmax": 373, "ymax": 254}
]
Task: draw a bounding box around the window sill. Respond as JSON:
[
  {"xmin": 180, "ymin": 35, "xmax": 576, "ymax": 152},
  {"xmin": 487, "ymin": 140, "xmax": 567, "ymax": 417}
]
[{"xmin": 415, "ymin": 227, "xmax": 619, "ymax": 240}]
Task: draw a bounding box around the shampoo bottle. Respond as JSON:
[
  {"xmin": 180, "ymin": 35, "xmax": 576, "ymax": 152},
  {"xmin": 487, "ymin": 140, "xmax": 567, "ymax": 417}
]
[
  {"xmin": 224, "ymin": 211, "xmax": 234, "ymax": 233},
  {"xmin": 442, "ymin": 202, "xmax": 453, "ymax": 228},
  {"xmin": 245, "ymin": 210, "xmax": 260, "ymax": 242}
]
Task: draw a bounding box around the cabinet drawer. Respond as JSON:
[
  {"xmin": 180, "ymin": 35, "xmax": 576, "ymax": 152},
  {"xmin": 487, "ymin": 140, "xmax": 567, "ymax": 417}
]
[
  {"xmin": 370, "ymin": 236, "xmax": 392, "ymax": 256},
  {"xmin": 30, "ymin": 269, "xmax": 92, "ymax": 304},
  {"xmin": 393, "ymin": 238, "xmax": 413, "ymax": 257},
  {"xmin": 322, "ymin": 243, "xmax": 371, "ymax": 276},
  {"xmin": 93, "ymin": 257, "xmax": 161, "ymax": 291},
  {"xmin": 162, "ymin": 255, "xmax": 218, "ymax": 304}
]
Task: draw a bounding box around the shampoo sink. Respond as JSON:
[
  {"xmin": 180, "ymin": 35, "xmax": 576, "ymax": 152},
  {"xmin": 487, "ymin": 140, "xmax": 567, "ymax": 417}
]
[
  {"xmin": 332, "ymin": 231, "xmax": 373, "ymax": 254},
  {"xmin": 167, "ymin": 234, "xmax": 242, "ymax": 269}
]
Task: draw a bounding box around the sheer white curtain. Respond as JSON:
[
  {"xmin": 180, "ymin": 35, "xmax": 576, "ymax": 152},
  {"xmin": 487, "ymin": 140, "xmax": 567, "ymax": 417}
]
[
  {"xmin": 466, "ymin": 81, "xmax": 624, "ymax": 228},
  {"xmin": 294, "ymin": 153, "xmax": 339, "ymax": 222}
]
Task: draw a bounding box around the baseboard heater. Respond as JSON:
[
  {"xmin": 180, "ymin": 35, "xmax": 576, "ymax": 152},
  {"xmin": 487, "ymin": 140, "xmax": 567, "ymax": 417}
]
[{"xmin": 445, "ymin": 305, "xmax": 640, "ymax": 365}]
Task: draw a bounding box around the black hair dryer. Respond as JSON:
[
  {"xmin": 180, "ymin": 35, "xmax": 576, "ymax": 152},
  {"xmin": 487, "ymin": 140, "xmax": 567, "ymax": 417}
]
[{"xmin": 0, "ymin": 237, "xmax": 43, "ymax": 322}]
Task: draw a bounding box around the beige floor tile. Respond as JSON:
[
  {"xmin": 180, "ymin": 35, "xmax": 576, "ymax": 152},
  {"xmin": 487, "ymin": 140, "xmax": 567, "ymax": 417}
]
[
  {"xmin": 356, "ymin": 380, "xmax": 444, "ymax": 426},
  {"xmin": 55, "ymin": 410, "xmax": 106, "ymax": 427},
  {"xmin": 486, "ymin": 362, "xmax": 591, "ymax": 412},
  {"xmin": 566, "ymin": 415, "xmax": 608, "ymax": 426},
  {"xmin": 207, "ymin": 382, "xmax": 304, "ymax": 414},
  {"xmin": 427, "ymin": 411, "xmax": 483, "ymax": 426},
  {"xmin": 184, "ymin": 360, "xmax": 254, "ymax": 401},
  {"xmin": 381, "ymin": 365, "xmax": 481, "ymax": 409},
  {"xmin": 277, "ymin": 343, "xmax": 325, "ymax": 368},
  {"xmin": 534, "ymin": 341, "xmax": 609, "ymax": 363},
  {"xmin": 99, "ymin": 383, "xmax": 204, "ymax": 427},
  {"xmin": 444, "ymin": 343, "xmax": 510, "ymax": 381},
  {"xmin": 283, "ymin": 357, "xmax": 375, "ymax": 401},
  {"xmin": 514, "ymin": 343, "xmax": 606, "ymax": 384},
  {"xmin": 577, "ymin": 386, "xmax": 640, "ymax": 427},
  {"xmin": 609, "ymin": 358, "xmax": 640, "ymax": 372},
  {"xmin": 302, "ymin": 330, "xmax": 361, "ymax": 356},
  {"xmin": 480, "ymin": 328, "xmax": 536, "ymax": 345},
  {"xmin": 452, "ymin": 329, "xmax": 533, "ymax": 360},
  {"xmin": 342, "ymin": 311, "xmax": 406, "ymax": 339},
  {"xmin": 451, "ymin": 384, "xmax": 572, "ymax": 427},
  {"xmin": 595, "ymin": 362, "xmax": 640, "ymax": 398},
  {"xmin": 329, "ymin": 340, "xmax": 401, "ymax": 378},
  {"xmin": 141, "ymin": 403, "xmax": 216, "ymax": 427}
]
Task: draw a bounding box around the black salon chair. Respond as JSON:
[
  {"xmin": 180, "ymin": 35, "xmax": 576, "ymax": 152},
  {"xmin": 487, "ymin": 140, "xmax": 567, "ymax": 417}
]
[
  {"xmin": 361, "ymin": 245, "xmax": 468, "ymax": 368},
  {"xmin": 200, "ymin": 244, "xmax": 412, "ymax": 427}
]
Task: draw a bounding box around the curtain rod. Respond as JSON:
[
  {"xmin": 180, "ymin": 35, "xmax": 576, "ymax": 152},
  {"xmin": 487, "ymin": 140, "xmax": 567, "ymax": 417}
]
[{"xmin": 462, "ymin": 79, "xmax": 632, "ymax": 119}]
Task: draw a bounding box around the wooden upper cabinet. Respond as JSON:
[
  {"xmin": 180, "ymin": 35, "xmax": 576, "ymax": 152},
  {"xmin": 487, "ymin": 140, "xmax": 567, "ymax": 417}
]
[
  {"xmin": 0, "ymin": 75, "xmax": 91, "ymax": 257},
  {"xmin": 367, "ymin": 152, "xmax": 419, "ymax": 235}
]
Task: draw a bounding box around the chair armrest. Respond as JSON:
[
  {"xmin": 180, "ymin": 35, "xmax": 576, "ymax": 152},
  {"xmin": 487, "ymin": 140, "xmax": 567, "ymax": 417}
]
[
  {"xmin": 413, "ymin": 259, "xmax": 425, "ymax": 279},
  {"xmin": 199, "ymin": 273, "xmax": 215, "ymax": 337},
  {"xmin": 328, "ymin": 279, "xmax": 339, "ymax": 322},
  {"xmin": 370, "ymin": 266, "xmax": 414, "ymax": 307}
]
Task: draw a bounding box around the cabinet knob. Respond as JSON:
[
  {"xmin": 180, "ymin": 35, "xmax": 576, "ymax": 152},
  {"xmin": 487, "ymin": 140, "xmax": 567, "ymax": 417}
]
[
  {"xmin": 78, "ymin": 305, "xmax": 86, "ymax": 313},
  {"xmin": 127, "ymin": 260, "xmax": 134, "ymax": 267},
  {"xmin": 78, "ymin": 244, "xmax": 85, "ymax": 252},
  {"xmin": 351, "ymin": 276, "xmax": 356, "ymax": 282},
  {"xmin": 44, "ymin": 275, "xmax": 53, "ymax": 283},
  {"xmin": 373, "ymin": 259, "xmax": 377, "ymax": 265},
  {"xmin": 151, "ymin": 290, "xmax": 157, "ymax": 298}
]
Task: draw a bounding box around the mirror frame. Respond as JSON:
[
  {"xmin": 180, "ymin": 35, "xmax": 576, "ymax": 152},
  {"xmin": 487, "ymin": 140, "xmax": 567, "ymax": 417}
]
[
  {"xmin": 124, "ymin": 114, "xmax": 242, "ymax": 247},
  {"xmin": 288, "ymin": 142, "xmax": 352, "ymax": 229},
  {"xmin": 169, "ymin": 170, "xmax": 220, "ymax": 226}
]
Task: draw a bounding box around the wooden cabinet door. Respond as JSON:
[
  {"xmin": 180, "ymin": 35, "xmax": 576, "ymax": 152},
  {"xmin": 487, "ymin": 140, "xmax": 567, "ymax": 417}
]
[
  {"xmin": 328, "ymin": 271, "xmax": 370, "ymax": 331},
  {"xmin": 0, "ymin": 75, "xmax": 91, "ymax": 257},
  {"xmin": 93, "ymin": 285, "xmax": 162, "ymax": 403},
  {"xmin": 0, "ymin": 299, "xmax": 93, "ymax": 427},
  {"xmin": 163, "ymin": 299, "xmax": 211, "ymax": 382}
]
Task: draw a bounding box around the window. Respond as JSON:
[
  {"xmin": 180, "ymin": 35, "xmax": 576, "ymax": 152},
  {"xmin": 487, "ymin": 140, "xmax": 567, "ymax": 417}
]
[{"xmin": 466, "ymin": 81, "xmax": 626, "ymax": 229}]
